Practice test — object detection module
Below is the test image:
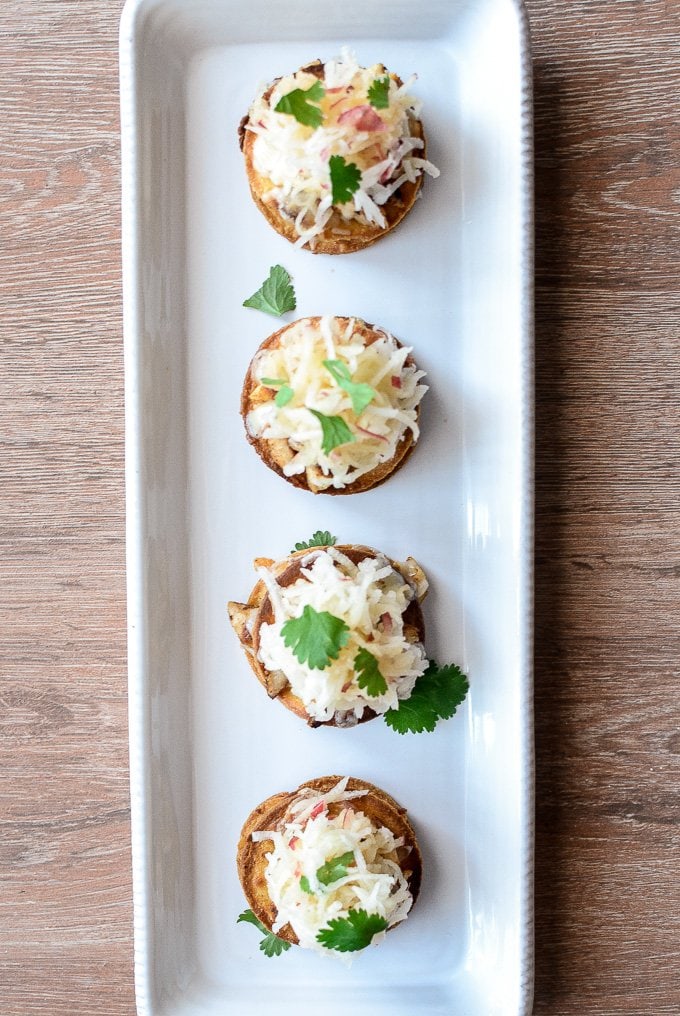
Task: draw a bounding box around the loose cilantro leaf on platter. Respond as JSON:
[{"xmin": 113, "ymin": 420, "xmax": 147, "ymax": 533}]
[
  {"xmin": 323, "ymin": 359, "xmax": 376, "ymax": 416},
  {"xmin": 274, "ymin": 80, "xmax": 325, "ymax": 128},
  {"xmin": 354, "ymin": 648, "xmax": 388, "ymax": 697},
  {"xmin": 292, "ymin": 531, "xmax": 338, "ymax": 552},
  {"xmin": 316, "ymin": 909, "xmax": 388, "ymax": 953},
  {"xmin": 367, "ymin": 75, "xmax": 391, "ymax": 110},
  {"xmin": 243, "ymin": 265, "xmax": 296, "ymax": 317},
  {"xmin": 316, "ymin": 851, "xmax": 356, "ymax": 886},
  {"xmin": 308, "ymin": 409, "xmax": 355, "ymax": 455},
  {"xmin": 299, "ymin": 875, "xmax": 314, "ymax": 895},
  {"xmin": 329, "ymin": 155, "xmax": 362, "ymax": 204},
  {"xmin": 384, "ymin": 661, "xmax": 469, "ymax": 734},
  {"xmin": 281, "ymin": 604, "xmax": 350, "ymax": 670},
  {"xmin": 237, "ymin": 909, "xmax": 292, "ymax": 957}
]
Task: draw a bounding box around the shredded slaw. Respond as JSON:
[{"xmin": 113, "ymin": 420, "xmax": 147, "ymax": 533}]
[
  {"xmin": 246, "ymin": 48, "xmax": 440, "ymax": 248},
  {"xmin": 253, "ymin": 777, "xmax": 414, "ymax": 957},
  {"xmin": 256, "ymin": 547, "xmax": 428, "ymax": 723},
  {"xmin": 246, "ymin": 316, "xmax": 428, "ymax": 491}
]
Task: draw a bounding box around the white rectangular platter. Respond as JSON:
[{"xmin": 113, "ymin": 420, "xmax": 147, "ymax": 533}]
[{"xmin": 120, "ymin": 1, "xmax": 533, "ymax": 1013}]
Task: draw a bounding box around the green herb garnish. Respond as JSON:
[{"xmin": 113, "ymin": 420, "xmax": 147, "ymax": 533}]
[
  {"xmin": 299, "ymin": 875, "xmax": 314, "ymax": 895},
  {"xmin": 323, "ymin": 359, "xmax": 376, "ymax": 416},
  {"xmin": 281, "ymin": 605, "xmax": 350, "ymax": 670},
  {"xmin": 384, "ymin": 660, "xmax": 469, "ymax": 734},
  {"xmin": 275, "ymin": 385, "xmax": 294, "ymax": 407},
  {"xmin": 260, "ymin": 376, "xmax": 294, "ymax": 407},
  {"xmin": 354, "ymin": 648, "xmax": 388, "ymax": 697},
  {"xmin": 293, "ymin": 531, "xmax": 338, "ymax": 552},
  {"xmin": 237, "ymin": 909, "xmax": 292, "ymax": 957},
  {"xmin": 329, "ymin": 155, "xmax": 362, "ymax": 204},
  {"xmin": 316, "ymin": 909, "xmax": 388, "ymax": 953},
  {"xmin": 243, "ymin": 265, "xmax": 296, "ymax": 317},
  {"xmin": 316, "ymin": 851, "xmax": 356, "ymax": 886},
  {"xmin": 367, "ymin": 75, "xmax": 390, "ymax": 110},
  {"xmin": 274, "ymin": 80, "xmax": 325, "ymax": 128},
  {"xmin": 308, "ymin": 409, "xmax": 355, "ymax": 454},
  {"xmin": 299, "ymin": 851, "xmax": 356, "ymax": 895}
]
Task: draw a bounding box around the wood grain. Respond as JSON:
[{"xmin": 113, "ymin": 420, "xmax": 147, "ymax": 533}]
[
  {"xmin": 1, "ymin": 1, "xmax": 679, "ymax": 1013},
  {"xmin": 0, "ymin": 1, "xmax": 132, "ymax": 1013},
  {"xmin": 529, "ymin": 0, "xmax": 680, "ymax": 1013}
]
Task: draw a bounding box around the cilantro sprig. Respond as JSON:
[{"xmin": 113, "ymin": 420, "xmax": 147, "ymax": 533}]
[
  {"xmin": 329, "ymin": 155, "xmax": 362, "ymax": 204},
  {"xmin": 354, "ymin": 648, "xmax": 388, "ymax": 697},
  {"xmin": 299, "ymin": 875, "xmax": 314, "ymax": 895},
  {"xmin": 323, "ymin": 359, "xmax": 376, "ymax": 416},
  {"xmin": 261, "ymin": 377, "xmax": 294, "ymax": 407},
  {"xmin": 281, "ymin": 605, "xmax": 350, "ymax": 670},
  {"xmin": 299, "ymin": 850, "xmax": 356, "ymax": 896},
  {"xmin": 316, "ymin": 909, "xmax": 388, "ymax": 953},
  {"xmin": 243, "ymin": 265, "xmax": 296, "ymax": 317},
  {"xmin": 367, "ymin": 75, "xmax": 391, "ymax": 110},
  {"xmin": 237, "ymin": 909, "xmax": 292, "ymax": 957},
  {"xmin": 275, "ymin": 386, "xmax": 294, "ymax": 408},
  {"xmin": 292, "ymin": 531, "xmax": 337, "ymax": 552},
  {"xmin": 316, "ymin": 850, "xmax": 356, "ymax": 886},
  {"xmin": 308, "ymin": 409, "xmax": 355, "ymax": 454},
  {"xmin": 275, "ymin": 80, "xmax": 325, "ymax": 128},
  {"xmin": 384, "ymin": 660, "xmax": 469, "ymax": 734}
]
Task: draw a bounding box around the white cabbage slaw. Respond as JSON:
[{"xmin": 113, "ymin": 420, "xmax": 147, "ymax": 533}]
[{"xmin": 252, "ymin": 777, "xmax": 414, "ymax": 957}]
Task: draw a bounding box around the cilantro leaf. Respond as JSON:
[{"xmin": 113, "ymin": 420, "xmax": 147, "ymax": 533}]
[
  {"xmin": 274, "ymin": 80, "xmax": 325, "ymax": 128},
  {"xmin": 275, "ymin": 384, "xmax": 294, "ymax": 408},
  {"xmin": 260, "ymin": 377, "xmax": 294, "ymax": 407},
  {"xmin": 329, "ymin": 155, "xmax": 362, "ymax": 204},
  {"xmin": 316, "ymin": 909, "xmax": 388, "ymax": 953},
  {"xmin": 259, "ymin": 931, "xmax": 292, "ymax": 958},
  {"xmin": 281, "ymin": 605, "xmax": 350, "ymax": 670},
  {"xmin": 316, "ymin": 851, "xmax": 356, "ymax": 886},
  {"xmin": 243, "ymin": 265, "xmax": 296, "ymax": 317},
  {"xmin": 237, "ymin": 909, "xmax": 268, "ymax": 933},
  {"xmin": 323, "ymin": 359, "xmax": 376, "ymax": 416},
  {"xmin": 384, "ymin": 661, "xmax": 469, "ymax": 734},
  {"xmin": 292, "ymin": 531, "xmax": 337, "ymax": 552},
  {"xmin": 367, "ymin": 75, "xmax": 391, "ymax": 110},
  {"xmin": 299, "ymin": 875, "xmax": 314, "ymax": 895},
  {"xmin": 354, "ymin": 648, "xmax": 388, "ymax": 697},
  {"xmin": 237, "ymin": 909, "xmax": 292, "ymax": 957},
  {"xmin": 308, "ymin": 409, "xmax": 355, "ymax": 454}
]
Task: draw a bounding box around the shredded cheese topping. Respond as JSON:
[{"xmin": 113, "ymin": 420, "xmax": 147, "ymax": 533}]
[
  {"xmin": 246, "ymin": 316, "xmax": 428, "ymax": 491},
  {"xmin": 252, "ymin": 777, "xmax": 414, "ymax": 957},
  {"xmin": 246, "ymin": 48, "xmax": 440, "ymax": 248},
  {"xmin": 257, "ymin": 547, "xmax": 428, "ymax": 724}
]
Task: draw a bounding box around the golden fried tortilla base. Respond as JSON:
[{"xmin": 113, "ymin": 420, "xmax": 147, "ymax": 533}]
[
  {"xmin": 227, "ymin": 544, "xmax": 426, "ymax": 728},
  {"xmin": 238, "ymin": 61, "xmax": 427, "ymax": 254},
  {"xmin": 240, "ymin": 316, "xmax": 420, "ymax": 496},
  {"xmin": 237, "ymin": 775, "xmax": 423, "ymax": 945}
]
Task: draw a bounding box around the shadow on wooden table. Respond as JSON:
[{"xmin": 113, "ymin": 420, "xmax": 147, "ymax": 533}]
[{"xmin": 532, "ymin": 58, "xmax": 578, "ymax": 1010}]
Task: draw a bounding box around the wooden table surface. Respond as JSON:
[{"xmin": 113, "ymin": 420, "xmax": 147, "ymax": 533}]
[{"xmin": 2, "ymin": 1, "xmax": 679, "ymax": 1013}]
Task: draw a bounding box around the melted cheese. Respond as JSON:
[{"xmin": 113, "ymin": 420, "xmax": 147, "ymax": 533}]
[
  {"xmin": 256, "ymin": 547, "xmax": 428, "ymax": 724},
  {"xmin": 252, "ymin": 777, "xmax": 413, "ymax": 957},
  {"xmin": 246, "ymin": 317, "xmax": 428, "ymax": 491},
  {"xmin": 246, "ymin": 48, "xmax": 440, "ymax": 247}
]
